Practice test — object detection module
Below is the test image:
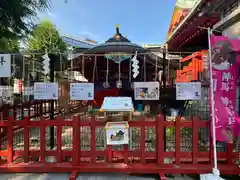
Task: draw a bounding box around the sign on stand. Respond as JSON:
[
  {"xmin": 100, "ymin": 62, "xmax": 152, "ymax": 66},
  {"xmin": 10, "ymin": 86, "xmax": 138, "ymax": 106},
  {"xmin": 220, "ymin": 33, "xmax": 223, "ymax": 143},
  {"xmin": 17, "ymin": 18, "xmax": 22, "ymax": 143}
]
[
  {"xmin": 101, "ymin": 97, "xmax": 134, "ymax": 112},
  {"xmin": 0, "ymin": 54, "xmax": 11, "ymax": 77},
  {"xmin": 70, "ymin": 83, "xmax": 94, "ymax": 100},
  {"xmin": 134, "ymin": 82, "xmax": 159, "ymax": 100},
  {"xmin": 34, "ymin": 82, "xmax": 58, "ymax": 100},
  {"xmin": 176, "ymin": 82, "xmax": 201, "ymax": 100},
  {"xmin": 105, "ymin": 121, "xmax": 129, "ymax": 145}
]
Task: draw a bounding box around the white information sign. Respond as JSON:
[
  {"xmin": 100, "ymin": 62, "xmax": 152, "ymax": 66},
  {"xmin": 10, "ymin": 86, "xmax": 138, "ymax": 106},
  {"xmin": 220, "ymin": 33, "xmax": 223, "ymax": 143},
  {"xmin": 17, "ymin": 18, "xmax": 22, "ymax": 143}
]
[
  {"xmin": 0, "ymin": 54, "xmax": 11, "ymax": 77},
  {"xmin": 101, "ymin": 97, "xmax": 134, "ymax": 112},
  {"xmin": 134, "ymin": 82, "xmax": 159, "ymax": 100},
  {"xmin": 105, "ymin": 122, "xmax": 129, "ymax": 145},
  {"xmin": 176, "ymin": 82, "xmax": 201, "ymax": 100},
  {"xmin": 34, "ymin": 82, "xmax": 58, "ymax": 100},
  {"xmin": 70, "ymin": 83, "xmax": 94, "ymax": 100}
]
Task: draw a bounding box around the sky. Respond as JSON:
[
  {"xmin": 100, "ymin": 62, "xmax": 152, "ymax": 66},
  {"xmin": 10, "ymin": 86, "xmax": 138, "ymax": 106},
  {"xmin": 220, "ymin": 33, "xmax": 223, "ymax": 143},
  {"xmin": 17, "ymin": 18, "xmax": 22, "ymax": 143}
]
[{"xmin": 38, "ymin": 0, "xmax": 176, "ymax": 45}]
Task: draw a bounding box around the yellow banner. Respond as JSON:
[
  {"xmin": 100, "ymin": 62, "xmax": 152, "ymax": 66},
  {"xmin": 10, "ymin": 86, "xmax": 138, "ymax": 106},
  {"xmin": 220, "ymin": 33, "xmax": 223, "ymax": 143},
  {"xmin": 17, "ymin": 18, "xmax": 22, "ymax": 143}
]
[{"xmin": 167, "ymin": 0, "xmax": 198, "ymax": 40}]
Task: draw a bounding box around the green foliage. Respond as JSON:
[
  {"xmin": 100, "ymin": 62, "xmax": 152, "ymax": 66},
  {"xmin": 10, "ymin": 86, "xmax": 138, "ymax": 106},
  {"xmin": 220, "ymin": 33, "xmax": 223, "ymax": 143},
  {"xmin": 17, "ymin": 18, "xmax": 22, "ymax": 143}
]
[
  {"xmin": 27, "ymin": 19, "xmax": 66, "ymax": 53},
  {"xmin": 0, "ymin": 0, "xmax": 51, "ymax": 39},
  {"xmin": 0, "ymin": 38, "xmax": 20, "ymax": 53}
]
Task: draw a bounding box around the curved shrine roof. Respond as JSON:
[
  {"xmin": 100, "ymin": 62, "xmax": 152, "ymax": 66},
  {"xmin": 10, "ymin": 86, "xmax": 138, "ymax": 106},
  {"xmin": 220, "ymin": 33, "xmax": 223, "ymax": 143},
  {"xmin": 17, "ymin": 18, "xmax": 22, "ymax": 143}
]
[{"xmin": 84, "ymin": 25, "xmax": 145, "ymax": 54}]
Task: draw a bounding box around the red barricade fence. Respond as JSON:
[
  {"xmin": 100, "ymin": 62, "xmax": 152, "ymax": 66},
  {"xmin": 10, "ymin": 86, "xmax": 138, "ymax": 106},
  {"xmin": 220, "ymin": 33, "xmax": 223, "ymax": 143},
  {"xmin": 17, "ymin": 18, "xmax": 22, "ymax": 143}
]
[{"xmin": 0, "ymin": 114, "xmax": 239, "ymax": 179}]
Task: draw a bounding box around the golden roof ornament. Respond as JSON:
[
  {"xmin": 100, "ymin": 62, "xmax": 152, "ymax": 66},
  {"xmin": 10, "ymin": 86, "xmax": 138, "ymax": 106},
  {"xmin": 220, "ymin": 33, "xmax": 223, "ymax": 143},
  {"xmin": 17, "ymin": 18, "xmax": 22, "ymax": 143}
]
[{"xmin": 115, "ymin": 24, "xmax": 120, "ymax": 39}]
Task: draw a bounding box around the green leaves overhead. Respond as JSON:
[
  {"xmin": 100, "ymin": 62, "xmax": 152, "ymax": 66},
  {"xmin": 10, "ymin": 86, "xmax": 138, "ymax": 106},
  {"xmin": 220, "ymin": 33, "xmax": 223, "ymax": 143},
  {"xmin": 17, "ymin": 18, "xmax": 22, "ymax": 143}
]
[
  {"xmin": 0, "ymin": 0, "xmax": 51, "ymax": 39},
  {"xmin": 27, "ymin": 20, "xmax": 66, "ymax": 53}
]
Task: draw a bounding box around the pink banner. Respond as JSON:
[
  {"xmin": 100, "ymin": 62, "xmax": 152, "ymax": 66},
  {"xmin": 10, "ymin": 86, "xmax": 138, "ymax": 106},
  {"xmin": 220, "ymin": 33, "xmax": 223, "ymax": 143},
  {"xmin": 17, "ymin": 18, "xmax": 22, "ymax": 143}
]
[{"xmin": 210, "ymin": 35, "xmax": 240, "ymax": 142}]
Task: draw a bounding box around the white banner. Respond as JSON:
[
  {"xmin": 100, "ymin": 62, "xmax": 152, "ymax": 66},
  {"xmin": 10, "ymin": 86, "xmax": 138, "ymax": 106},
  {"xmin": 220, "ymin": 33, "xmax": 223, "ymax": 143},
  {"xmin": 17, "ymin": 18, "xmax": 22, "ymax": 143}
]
[
  {"xmin": 34, "ymin": 82, "xmax": 58, "ymax": 100},
  {"xmin": 70, "ymin": 83, "xmax": 94, "ymax": 100},
  {"xmin": 176, "ymin": 82, "xmax": 202, "ymax": 100},
  {"xmin": 134, "ymin": 82, "xmax": 159, "ymax": 100},
  {"xmin": 0, "ymin": 54, "xmax": 11, "ymax": 77}
]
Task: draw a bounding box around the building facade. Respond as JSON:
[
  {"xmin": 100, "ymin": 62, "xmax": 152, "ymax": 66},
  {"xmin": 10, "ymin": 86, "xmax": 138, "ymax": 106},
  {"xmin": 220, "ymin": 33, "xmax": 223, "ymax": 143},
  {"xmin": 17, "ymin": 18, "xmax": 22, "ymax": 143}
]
[
  {"xmin": 213, "ymin": 0, "xmax": 240, "ymax": 38},
  {"xmin": 61, "ymin": 35, "xmax": 97, "ymax": 49}
]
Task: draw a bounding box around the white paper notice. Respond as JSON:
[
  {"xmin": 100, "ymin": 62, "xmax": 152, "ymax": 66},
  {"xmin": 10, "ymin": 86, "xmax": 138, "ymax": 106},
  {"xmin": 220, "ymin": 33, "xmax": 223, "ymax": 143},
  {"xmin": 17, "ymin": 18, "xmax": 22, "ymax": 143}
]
[
  {"xmin": 176, "ymin": 82, "xmax": 201, "ymax": 100},
  {"xmin": 70, "ymin": 83, "xmax": 94, "ymax": 100},
  {"xmin": 34, "ymin": 82, "xmax": 58, "ymax": 100}
]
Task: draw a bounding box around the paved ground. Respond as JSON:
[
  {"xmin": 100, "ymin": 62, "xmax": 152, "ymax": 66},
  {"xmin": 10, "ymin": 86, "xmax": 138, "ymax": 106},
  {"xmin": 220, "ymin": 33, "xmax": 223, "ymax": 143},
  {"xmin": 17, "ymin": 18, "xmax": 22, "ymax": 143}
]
[
  {"xmin": 0, "ymin": 173, "xmax": 199, "ymax": 180},
  {"xmin": 0, "ymin": 173, "xmax": 158, "ymax": 180}
]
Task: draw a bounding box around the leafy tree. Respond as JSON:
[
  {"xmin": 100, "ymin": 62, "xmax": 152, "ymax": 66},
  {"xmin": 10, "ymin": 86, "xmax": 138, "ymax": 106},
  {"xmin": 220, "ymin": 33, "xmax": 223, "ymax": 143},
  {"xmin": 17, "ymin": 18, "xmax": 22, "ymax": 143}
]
[
  {"xmin": 27, "ymin": 19, "xmax": 66, "ymax": 53},
  {"xmin": 26, "ymin": 19, "xmax": 67, "ymax": 82},
  {"xmin": 0, "ymin": 38, "xmax": 19, "ymax": 53},
  {"xmin": 0, "ymin": 0, "xmax": 51, "ymax": 39}
]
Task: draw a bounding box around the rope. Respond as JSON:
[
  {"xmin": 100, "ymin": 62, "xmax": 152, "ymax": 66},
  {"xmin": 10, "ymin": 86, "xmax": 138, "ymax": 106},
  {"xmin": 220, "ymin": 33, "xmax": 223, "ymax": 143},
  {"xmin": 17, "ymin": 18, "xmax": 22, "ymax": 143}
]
[
  {"xmin": 167, "ymin": 59, "xmax": 171, "ymax": 83},
  {"xmin": 129, "ymin": 58, "xmax": 131, "ymax": 82},
  {"xmin": 144, "ymin": 55, "xmax": 146, "ymax": 81},
  {"xmin": 103, "ymin": 58, "xmax": 109, "ymax": 88},
  {"xmin": 82, "ymin": 55, "xmax": 85, "ymax": 76},
  {"xmin": 154, "ymin": 54, "xmax": 158, "ymax": 81},
  {"xmin": 70, "ymin": 51, "xmax": 73, "ymax": 80},
  {"xmin": 118, "ymin": 63, "xmax": 121, "ymax": 81},
  {"xmin": 92, "ymin": 56, "xmax": 97, "ymax": 82},
  {"xmin": 8, "ymin": 50, "xmax": 195, "ymax": 56}
]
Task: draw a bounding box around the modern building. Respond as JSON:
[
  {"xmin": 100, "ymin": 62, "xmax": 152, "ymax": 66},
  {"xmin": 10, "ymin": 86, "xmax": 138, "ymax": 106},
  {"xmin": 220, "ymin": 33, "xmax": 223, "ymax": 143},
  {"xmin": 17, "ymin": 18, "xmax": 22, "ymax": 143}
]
[
  {"xmin": 212, "ymin": 0, "xmax": 240, "ymax": 39},
  {"xmin": 61, "ymin": 35, "xmax": 97, "ymax": 49}
]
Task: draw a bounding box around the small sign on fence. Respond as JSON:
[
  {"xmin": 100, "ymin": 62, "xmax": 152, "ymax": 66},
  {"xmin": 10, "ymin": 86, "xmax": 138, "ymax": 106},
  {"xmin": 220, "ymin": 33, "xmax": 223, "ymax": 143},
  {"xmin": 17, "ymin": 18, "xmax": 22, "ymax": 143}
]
[
  {"xmin": 105, "ymin": 121, "xmax": 129, "ymax": 145},
  {"xmin": 34, "ymin": 82, "xmax": 58, "ymax": 100},
  {"xmin": 70, "ymin": 83, "xmax": 94, "ymax": 100},
  {"xmin": 176, "ymin": 82, "xmax": 202, "ymax": 100},
  {"xmin": 134, "ymin": 82, "xmax": 159, "ymax": 100}
]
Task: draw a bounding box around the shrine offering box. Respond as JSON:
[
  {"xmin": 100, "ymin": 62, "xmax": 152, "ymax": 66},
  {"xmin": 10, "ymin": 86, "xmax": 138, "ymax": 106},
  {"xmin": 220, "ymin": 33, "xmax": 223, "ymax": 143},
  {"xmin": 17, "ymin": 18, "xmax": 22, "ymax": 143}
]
[{"xmin": 105, "ymin": 121, "xmax": 129, "ymax": 145}]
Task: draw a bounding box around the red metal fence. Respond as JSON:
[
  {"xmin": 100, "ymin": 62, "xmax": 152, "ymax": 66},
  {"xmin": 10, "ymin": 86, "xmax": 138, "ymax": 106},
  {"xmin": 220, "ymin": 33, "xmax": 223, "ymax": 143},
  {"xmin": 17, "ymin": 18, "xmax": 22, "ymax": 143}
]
[{"xmin": 0, "ymin": 114, "xmax": 239, "ymax": 179}]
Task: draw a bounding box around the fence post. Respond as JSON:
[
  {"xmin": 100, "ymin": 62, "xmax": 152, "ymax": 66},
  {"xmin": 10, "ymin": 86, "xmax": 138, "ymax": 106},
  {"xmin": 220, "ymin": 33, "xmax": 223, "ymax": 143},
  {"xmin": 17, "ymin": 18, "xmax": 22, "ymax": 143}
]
[
  {"xmin": 175, "ymin": 116, "xmax": 181, "ymax": 165},
  {"xmin": 72, "ymin": 116, "xmax": 80, "ymax": 165},
  {"xmin": 91, "ymin": 116, "xmax": 96, "ymax": 164},
  {"xmin": 7, "ymin": 116, "xmax": 13, "ymax": 163},
  {"xmin": 140, "ymin": 116, "xmax": 146, "ymax": 164},
  {"xmin": 227, "ymin": 143, "xmax": 233, "ymax": 165},
  {"xmin": 157, "ymin": 114, "xmax": 164, "ymax": 166},
  {"xmin": 40, "ymin": 116, "xmax": 46, "ymax": 162},
  {"xmin": 56, "ymin": 116, "xmax": 63, "ymax": 163},
  {"xmin": 192, "ymin": 116, "xmax": 199, "ymax": 164},
  {"xmin": 24, "ymin": 116, "xmax": 30, "ymax": 163}
]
